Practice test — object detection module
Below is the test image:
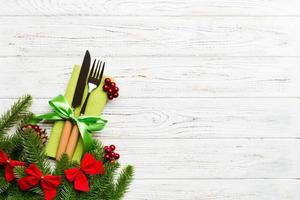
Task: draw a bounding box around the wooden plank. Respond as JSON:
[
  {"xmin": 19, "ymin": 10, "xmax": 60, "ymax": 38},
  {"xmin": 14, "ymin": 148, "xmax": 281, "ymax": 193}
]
[
  {"xmin": 126, "ymin": 179, "xmax": 300, "ymax": 200},
  {"xmin": 1, "ymin": 98, "xmax": 300, "ymax": 138},
  {"xmin": 1, "ymin": 17, "xmax": 300, "ymax": 57},
  {"xmin": 0, "ymin": 103, "xmax": 299, "ymax": 181},
  {"xmin": 1, "ymin": 0, "xmax": 300, "ymax": 16},
  {"xmin": 99, "ymin": 138, "xmax": 300, "ymax": 179},
  {"xmin": 0, "ymin": 57, "xmax": 300, "ymax": 98}
]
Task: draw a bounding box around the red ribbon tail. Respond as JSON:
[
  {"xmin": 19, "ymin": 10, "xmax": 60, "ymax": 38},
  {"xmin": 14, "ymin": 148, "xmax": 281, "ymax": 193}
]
[
  {"xmin": 18, "ymin": 176, "xmax": 39, "ymax": 190},
  {"xmin": 4, "ymin": 165, "xmax": 14, "ymax": 182},
  {"xmin": 74, "ymin": 171, "xmax": 90, "ymax": 192},
  {"xmin": 43, "ymin": 188, "xmax": 57, "ymax": 200},
  {"xmin": 41, "ymin": 176, "xmax": 61, "ymax": 200}
]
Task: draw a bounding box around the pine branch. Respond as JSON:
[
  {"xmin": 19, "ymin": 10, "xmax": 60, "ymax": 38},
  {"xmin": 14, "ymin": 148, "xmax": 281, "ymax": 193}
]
[
  {"xmin": 86, "ymin": 163, "xmax": 121, "ymax": 200},
  {"xmin": 0, "ymin": 134, "xmax": 23, "ymax": 155},
  {"xmin": 21, "ymin": 129, "xmax": 51, "ymax": 174},
  {"xmin": 0, "ymin": 95, "xmax": 32, "ymax": 136},
  {"xmin": 113, "ymin": 165, "xmax": 134, "ymax": 200},
  {"xmin": 13, "ymin": 166, "xmax": 26, "ymax": 179},
  {"xmin": 89, "ymin": 140, "xmax": 105, "ymax": 160},
  {"xmin": 5, "ymin": 183, "xmax": 40, "ymax": 200},
  {"xmin": 56, "ymin": 182, "xmax": 77, "ymax": 200},
  {"xmin": 18, "ymin": 112, "xmax": 34, "ymax": 128},
  {"xmin": 0, "ymin": 136, "xmax": 15, "ymax": 153},
  {"xmin": 0, "ymin": 177, "xmax": 10, "ymax": 194},
  {"xmin": 29, "ymin": 187, "xmax": 43, "ymax": 196},
  {"xmin": 55, "ymin": 154, "xmax": 79, "ymax": 176}
]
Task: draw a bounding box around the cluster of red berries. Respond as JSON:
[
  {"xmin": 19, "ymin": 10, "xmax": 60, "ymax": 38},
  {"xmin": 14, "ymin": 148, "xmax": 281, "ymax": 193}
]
[
  {"xmin": 103, "ymin": 78, "xmax": 119, "ymax": 100},
  {"xmin": 104, "ymin": 145, "xmax": 120, "ymax": 163}
]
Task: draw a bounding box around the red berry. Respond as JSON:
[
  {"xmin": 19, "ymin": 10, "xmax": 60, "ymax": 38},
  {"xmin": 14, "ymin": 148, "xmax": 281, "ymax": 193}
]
[
  {"xmin": 109, "ymin": 145, "xmax": 116, "ymax": 151},
  {"xmin": 34, "ymin": 126, "xmax": 41, "ymax": 132},
  {"xmin": 107, "ymin": 88, "xmax": 113, "ymax": 94},
  {"xmin": 113, "ymin": 87, "xmax": 119, "ymax": 92},
  {"xmin": 103, "ymin": 85, "xmax": 109, "ymax": 91},
  {"xmin": 105, "ymin": 147, "xmax": 112, "ymax": 153},
  {"xmin": 113, "ymin": 92, "xmax": 119, "ymax": 98},
  {"xmin": 110, "ymin": 82, "xmax": 116, "ymax": 87},
  {"xmin": 104, "ymin": 146, "xmax": 109, "ymax": 151},
  {"xmin": 105, "ymin": 78, "xmax": 111, "ymax": 85},
  {"xmin": 104, "ymin": 154, "xmax": 110, "ymax": 160},
  {"xmin": 109, "ymin": 152, "xmax": 116, "ymax": 158},
  {"xmin": 108, "ymin": 95, "xmax": 114, "ymax": 100},
  {"xmin": 114, "ymin": 153, "xmax": 120, "ymax": 159}
]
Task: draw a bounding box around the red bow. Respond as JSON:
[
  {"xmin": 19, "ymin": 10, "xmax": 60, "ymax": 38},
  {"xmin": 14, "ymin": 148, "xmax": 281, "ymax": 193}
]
[
  {"xmin": 18, "ymin": 164, "xmax": 61, "ymax": 200},
  {"xmin": 0, "ymin": 149, "xmax": 25, "ymax": 182},
  {"xmin": 65, "ymin": 153, "xmax": 105, "ymax": 192}
]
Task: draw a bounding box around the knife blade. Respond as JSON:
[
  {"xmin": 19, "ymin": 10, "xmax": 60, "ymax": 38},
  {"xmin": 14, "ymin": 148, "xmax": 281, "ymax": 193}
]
[{"xmin": 72, "ymin": 50, "xmax": 91, "ymax": 108}]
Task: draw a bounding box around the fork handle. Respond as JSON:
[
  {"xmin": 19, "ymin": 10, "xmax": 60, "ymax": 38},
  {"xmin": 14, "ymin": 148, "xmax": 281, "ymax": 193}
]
[
  {"xmin": 65, "ymin": 124, "xmax": 80, "ymax": 159},
  {"xmin": 65, "ymin": 92, "xmax": 91, "ymax": 158},
  {"xmin": 80, "ymin": 92, "xmax": 91, "ymax": 114}
]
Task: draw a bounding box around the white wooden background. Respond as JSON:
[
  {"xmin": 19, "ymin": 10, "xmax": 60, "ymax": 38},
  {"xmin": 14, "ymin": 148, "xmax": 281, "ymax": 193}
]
[{"xmin": 1, "ymin": 0, "xmax": 300, "ymax": 199}]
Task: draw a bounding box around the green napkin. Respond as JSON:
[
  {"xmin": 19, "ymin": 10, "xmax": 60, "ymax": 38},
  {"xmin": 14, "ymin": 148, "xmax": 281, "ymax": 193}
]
[{"xmin": 45, "ymin": 65, "xmax": 108, "ymax": 162}]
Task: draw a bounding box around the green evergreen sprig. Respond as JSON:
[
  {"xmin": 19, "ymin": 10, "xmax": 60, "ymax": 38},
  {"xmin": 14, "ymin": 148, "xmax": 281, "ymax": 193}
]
[
  {"xmin": 0, "ymin": 95, "xmax": 134, "ymax": 200},
  {"xmin": 0, "ymin": 95, "xmax": 32, "ymax": 137},
  {"xmin": 0, "ymin": 178, "xmax": 10, "ymax": 194},
  {"xmin": 21, "ymin": 129, "xmax": 51, "ymax": 174},
  {"xmin": 113, "ymin": 165, "xmax": 134, "ymax": 200}
]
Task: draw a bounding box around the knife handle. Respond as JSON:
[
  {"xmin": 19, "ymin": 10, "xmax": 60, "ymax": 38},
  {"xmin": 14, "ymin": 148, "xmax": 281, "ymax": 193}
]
[
  {"xmin": 56, "ymin": 120, "xmax": 73, "ymax": 160},
  {"xmin": 65, "ymin": 125, "xmax": 80, "ymax": 159}
]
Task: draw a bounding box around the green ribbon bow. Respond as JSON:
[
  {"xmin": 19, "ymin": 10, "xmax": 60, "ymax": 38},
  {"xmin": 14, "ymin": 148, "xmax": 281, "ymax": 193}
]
[{"xmin": 31, "ymin": 95, "xmax": 107, "ymax": 152}]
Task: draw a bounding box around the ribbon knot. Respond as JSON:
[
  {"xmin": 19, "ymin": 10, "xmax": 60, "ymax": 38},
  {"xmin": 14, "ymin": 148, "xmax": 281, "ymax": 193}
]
[
  {"xmin": 0, "ymin": 149, "xmax": 25, "ymax": 182},
  {"xmin": 18, "ymin": 164, "xmax": 61, "ymax": 200},
  {"xmin": 65, "ymin": 153, "xmax": 105, "ymax": 192},
  {"xmin": 31, "ymin": 95, "xmax": 107, "ymax": 152}
]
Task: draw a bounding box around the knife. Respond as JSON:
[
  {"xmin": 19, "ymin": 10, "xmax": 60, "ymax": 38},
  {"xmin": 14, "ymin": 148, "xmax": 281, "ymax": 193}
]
[{"xmin": 56, "ymin": 50, "xmax": 91, "ymax": 160}]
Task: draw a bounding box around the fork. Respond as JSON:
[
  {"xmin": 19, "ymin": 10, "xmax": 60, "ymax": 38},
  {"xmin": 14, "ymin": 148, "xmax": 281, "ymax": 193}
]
[
  {"xmin": 65, "ymin": 59, "xmax": 105, "ymax": 158},
  {"xmin": 80, "ymin": 59, "xmax": 105, "ymax": 115}
]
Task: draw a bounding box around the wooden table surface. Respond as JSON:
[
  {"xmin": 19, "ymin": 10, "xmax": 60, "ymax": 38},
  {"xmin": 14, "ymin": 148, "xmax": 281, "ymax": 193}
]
[{"xmin": 1, "ymin": 0, "xmax": 300, "ymax": 199}]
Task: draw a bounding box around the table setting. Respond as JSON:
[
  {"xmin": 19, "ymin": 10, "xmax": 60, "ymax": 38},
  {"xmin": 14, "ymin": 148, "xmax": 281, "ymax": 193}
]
[{"xmin": 0, "ymin": 50, "xmax": 133, "ymax": 200}]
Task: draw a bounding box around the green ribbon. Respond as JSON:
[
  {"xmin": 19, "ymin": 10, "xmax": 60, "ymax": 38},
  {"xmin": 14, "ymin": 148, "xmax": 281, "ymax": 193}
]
[{"xmin": 30, "ymin": 95, "xmax": 107, "ymax": 152}]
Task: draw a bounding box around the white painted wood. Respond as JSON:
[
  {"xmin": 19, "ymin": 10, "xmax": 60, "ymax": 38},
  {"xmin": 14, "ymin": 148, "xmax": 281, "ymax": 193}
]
[
  {"xmin": 1, "ymin": 0, "xmax": 300, "ymax": 16},
  {"xmin": 0, "ymin": 57, "xmax": 300, "ymax": 98},
  {"xmin": 126, "ymin": 180, "xmax": 300, "ymax": 200},
  {"xmin": 100, "ymin": 138, "xmax": 300, "ymax": 179},
  {"xmin": 1, "ymin": 0, "xmax": 300, "ymax": 198},
  {"xmin": 1, "ymin": 17, "xmax": 300, "ymax": 57},
  {"xmin": 1, "ymin": 98, "xmax": 300, "ymax": 139}
]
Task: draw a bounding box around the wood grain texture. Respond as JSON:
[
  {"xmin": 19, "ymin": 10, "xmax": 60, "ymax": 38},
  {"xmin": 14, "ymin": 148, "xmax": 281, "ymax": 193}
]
[
  {"xmin": 0, "ymin": 57, "xmax": 299, "ymax": 98},
  {"xmin": 1, "ymin": 17, "xmax": 300, "ymax": 57},
  {"xmin": 98, "ymin": 138, "xmax": 300, "ymax": 179},
  {"xmin": 126, "ymin": 180, "xmax": 300, "ymax": 200},
  {"xmin": 2, "ymin": 99, "xmax": 300, "ymax": 178},
  {"xmin": 1, "ymin": 0, "xmax": 300, "ymax": 198},
  {"xmin": 1, "ymin": 98, "xmax": 300, "ymax": 139},
  {"xmin": 1, "ymin": 0, "xmax": 300, "ymax": 16}
]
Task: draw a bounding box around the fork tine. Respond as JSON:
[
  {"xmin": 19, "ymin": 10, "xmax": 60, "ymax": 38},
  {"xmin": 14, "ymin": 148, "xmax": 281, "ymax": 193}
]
[
  {"xmin": 94, "ymin": 60, "xmax": 100, "ymax": 78},
  {"xmin": 99, "ymin": 62, "xmax": 105, "ymax": 81},
  {"xmin": 90, "ymin": 59, "xmax": 96, "ymax": 77},
  {"xmin": 96, "ymin": 61, "xmax": 102, "ymax": 79}
]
